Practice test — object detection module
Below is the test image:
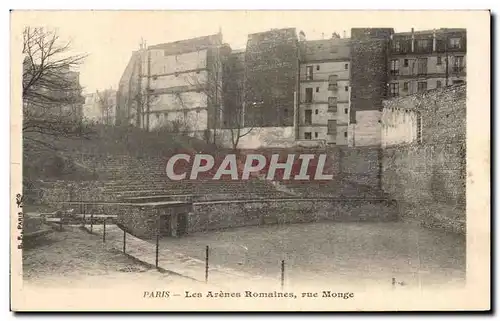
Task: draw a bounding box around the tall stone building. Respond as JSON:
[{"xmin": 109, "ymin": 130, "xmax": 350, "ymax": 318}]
[
  {"xmin": 348, "ymin": 28, "xmax": 394, "ymax": 147},
  {"xmin": 244, "ymin": 28, "xmax": 300, "ymax": 127},
  {"xmin": 388, "ymin": 28, "xmax": 466, "ymax": 97},
  {"xmin": 221, "ymin": 49, "xmax": 246, "ymax": 129},
  {"xmin": 116, "ymin": 33, "xmax": 228, "ymax": 137}
]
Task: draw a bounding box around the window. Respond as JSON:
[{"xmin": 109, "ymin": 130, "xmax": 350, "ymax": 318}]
[
  {"xmin": 316, "ymin": 87, "xmax": 320, "ymax": 93},
  {"xmin": 390, "ymin": 59, "xmax": 399, "ymax": 75},
  {"xmin": 327, "ymin": 120, "xmax": 337, "ymax": 135},
  {"xmin": 392, "ymin": 40, "xmax": 401, "ymax": 52},
  {"xmin": 453, "ymin": 56, "xmax": 465, "ymax": 73},
  {"xmin": 416, "ymin": 113, "xmax": 422, "ymax": 143},
  {"xmin": 344, "ymin": 132, "xmax": 348, "ymax": 138},
  {"xmin": 305, "ymin": 88, "xmax": 313, "ymax": 103},
  {"xmin": 436, "ymin": 80, "xmax": 442, "ymax": 88},
  {"xmin": 306, "ymin": 66, "xmax": 313, "ymax": 80},
  {"xmin": 344, "ymin": 64, "xmax": 348, "ymax": 70},
  {"xmin": 404, "ymin": 59, "xmax": 409, "ymax": 67},
  {"xmin": 328, "ymin": 97, "xmax": 337, "ymax": 111},
  {"xmin": 389, "ymin": 83, "xmax": 399, "ymax": 97},
  {"xmin": 417, "ymin": 58, "xmax": 428, "ymax": 75},
  {"xmin": 449, "ymin": 37, "xmax": 462, "ymax": 49},
  {"xmin": 437, "ymin": 56, "xmax": 442, "ymax": 65},
  {"xmin": 416, "ymin": 39, "xmax": 431, "ymax": 52},
  {"xmin": 345, "ymin": 86, "xmax": 349, "ymax": 92},
  {"xmin": 304, "ymin": 132, "xmax": 312, "ymax": 140},
  {"xmin": 315, "ymin": 132, "xmax": 319, "ymax": 138},
  {"xmin": 417, "ymin": 81, "xmax": 427, "ymax": 93},
  {"xmin": 316, "ymin": 65, "xmax": 320, "ymax": 71},
  {"xmin": 403, "ymin": 82, "xmax": 409, "ymax": 92},
  {"xmin": 328, "ymin": 75, "xmax": 338, "ymax": 90},
  {"xmin": 315, "ymin": 109, "xmax": 319, "ymax": 115},
  {"xmin": 305, "ymin": 110, "xmax": 312, "ymax": 125},
  {"xmin": 344, "ymin": 108, "xmax": 348, "ymax": 114},
  {"xmin": 453, "ymin": 80, "xmax": 465, "ymax": 85}
]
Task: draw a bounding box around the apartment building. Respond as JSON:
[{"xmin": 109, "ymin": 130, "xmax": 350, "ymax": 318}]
[
  {"xmin": 116, "ymin": 33, "xmax": 228, "ymax": 136},
  {"xmin": 298, "ymin": 37, "xmax": 351, "ymax": 145},
  {"xmin": 388, "ymin": 28, "xmax": 466, "ymax": 97}
]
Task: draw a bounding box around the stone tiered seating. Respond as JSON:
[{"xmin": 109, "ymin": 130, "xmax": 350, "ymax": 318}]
[
  {"xmin": 280, "ymin": 178, "xmax": 387, "ymax": 199},
  {"xmin": 76, "ymin": 154, "xmax": 291, "ymax": 202}
]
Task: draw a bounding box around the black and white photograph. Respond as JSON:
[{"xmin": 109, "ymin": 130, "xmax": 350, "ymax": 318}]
[{"xmin": 9, "ymin": 10, "xmax": 490, "ymax": 312}]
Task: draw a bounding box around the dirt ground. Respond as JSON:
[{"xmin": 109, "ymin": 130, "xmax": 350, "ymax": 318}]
[
  {"xmin": 22, "ymin": 226, "xmax": 196, "ymax": 288},
  {"xmin": 159, "ymin": 221, "xmax": 466, "ymax": 289}
]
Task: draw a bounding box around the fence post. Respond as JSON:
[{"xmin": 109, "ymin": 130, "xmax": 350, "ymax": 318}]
[
  {"xmin": 205, "ymin": 245, "xmax": 209, "ymax": 283},
  {"xmin": 281, "ymin": 260, "xmax": 285, "ymax": 290},
  {"xmin": 90, "ymin": 212, "xmax": 94, "ymax": 233},
  {"xmin": 155, "ymin": 233, "xmax": 159, "ymax": 268},
  {"xmin": 103, "ymin": 220, "xmax": 106, "ymax": 243},
  {"xmin": 123, "ymin": 230, "xmax": 126, "ymax": 254}
]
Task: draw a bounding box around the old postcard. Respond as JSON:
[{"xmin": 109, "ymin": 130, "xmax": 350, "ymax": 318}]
[{"xmin": 10, "ymin": 10, "xmax": 490, "ymax": 311}]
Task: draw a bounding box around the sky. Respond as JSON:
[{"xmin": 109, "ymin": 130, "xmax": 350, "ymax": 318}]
[{"xmin": 11, "ymin": 11, "xmax": 472, "ymax": 94}]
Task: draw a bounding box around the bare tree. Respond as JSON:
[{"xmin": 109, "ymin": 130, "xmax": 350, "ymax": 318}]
[
  {"xmin": 96, "ymin": 89, "xmax": 115, "ymax": 125},
  {"xmin": 187, "ymin": 47, "xmax": 255, "ymax": 149},
  {"xmin": 22, "ymin": 27, "xmax": 93, "ymax": 149}
]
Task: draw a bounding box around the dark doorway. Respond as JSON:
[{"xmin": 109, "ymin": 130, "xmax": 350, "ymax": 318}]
[
  {"xmin": 177, "ymin": 213, "xmax": 188, "ymax": 236},
  {"xmin": 159, "ymin": 215, "xmax": 172, "ymax": 236}
]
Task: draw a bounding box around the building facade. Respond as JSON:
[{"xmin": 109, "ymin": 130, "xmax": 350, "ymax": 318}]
[
  {"xmin": 298, "ymin": 37, "xmax": 351, "ymax": 145},
  {"xmin": 348, "ymin": 28, "xmax": 394, "ymax": 147},
  {"xmin": 115, "ymin": 27, "xmax": 466, "ymax": 149},
  {"xmin": 116, "ymin": 33, "xmax": 227, "ymax": 136},
  {"xmin": 388, "ymin": 28, "xmax": 466, "ymax": 98},
  {"xmin": 244, "ymin": 28, "xmax": 300, "ymax": 128}
]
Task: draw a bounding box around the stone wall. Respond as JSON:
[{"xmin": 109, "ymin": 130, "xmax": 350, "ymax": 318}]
[
  {"xmin": 188, "ymin": 198, "xmax": 398, "ymax": 233},
  {"xmin": 381, "ymin": 85, "xmax": 466, "ymax": 234},
  {"xmin": 215, "ymin": 126, "xmax": 296, "ymax": 149},
  {"xmin": 382, "ymin": 84, "xmax": 466, "ymax": 145},
  {"xmin": 382, "ymin": 143, "xmax": 466, "ymax": 234},
  {"xmin": 337, "ymin": 146, "xmax": 381, "ymax": 189}
]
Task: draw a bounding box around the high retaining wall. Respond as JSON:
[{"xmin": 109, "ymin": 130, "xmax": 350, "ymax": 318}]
[
  {"xmin": 382, "ymin": 143, "xmax": 465, "ymax": 234},
  {"xmin": 380, "ymin": 85, "xmax": 466, "ymax": 234}
]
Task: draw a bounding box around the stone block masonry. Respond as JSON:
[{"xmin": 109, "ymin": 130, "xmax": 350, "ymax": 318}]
[
  {"xmin": 381, "ymin": 85, "xmax": 466, "ymax": 234},
  {"xmin": 188, "ymin": 198, "xmax": 398, "ymax": 234}
]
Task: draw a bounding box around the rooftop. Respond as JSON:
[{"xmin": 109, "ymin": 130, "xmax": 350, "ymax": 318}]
[
  {"xmin": 147, "ymin": 33, "xmax": 223, "ymax": 56},
  {"xmin": 302, "ymin": 38, "xmax": 350, "ymax": 62}
]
